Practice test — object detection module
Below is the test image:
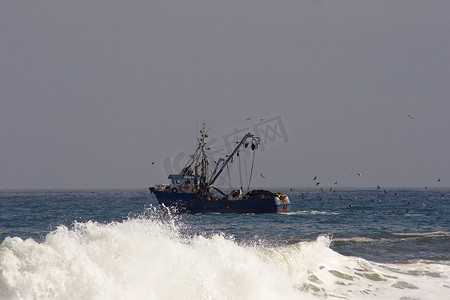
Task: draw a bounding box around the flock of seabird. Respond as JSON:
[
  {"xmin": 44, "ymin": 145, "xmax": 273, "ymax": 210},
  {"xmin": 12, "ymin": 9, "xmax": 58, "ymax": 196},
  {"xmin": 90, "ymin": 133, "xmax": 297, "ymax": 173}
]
[{"xmin": 294, "ymin": 174, "xmax": 447, "ymax": 215}]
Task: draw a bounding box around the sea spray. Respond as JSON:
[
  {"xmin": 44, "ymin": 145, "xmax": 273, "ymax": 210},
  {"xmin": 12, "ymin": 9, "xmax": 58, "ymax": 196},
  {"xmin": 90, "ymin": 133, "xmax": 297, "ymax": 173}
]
[
  {"xmin": 0, "ymin": 214, "xmax": 301, "ymax": 299},
  {"xmin": 1, "ymin": 212, "xmax": 449, "ymax": 300}
]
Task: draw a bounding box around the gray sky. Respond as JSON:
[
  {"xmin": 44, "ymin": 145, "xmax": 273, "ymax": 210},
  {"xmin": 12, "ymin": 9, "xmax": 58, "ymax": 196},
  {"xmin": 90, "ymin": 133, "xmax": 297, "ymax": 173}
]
[{"xmin": 1, "ymin": 1, "xmax": 449, "ymax": 189}]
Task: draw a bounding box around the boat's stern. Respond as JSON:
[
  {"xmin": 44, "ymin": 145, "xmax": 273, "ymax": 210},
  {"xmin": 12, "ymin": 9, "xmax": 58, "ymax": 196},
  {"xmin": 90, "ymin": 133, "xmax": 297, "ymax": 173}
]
[{"xmin": 274, "ymin": 193, "xmax": 290, "ymax": 212}]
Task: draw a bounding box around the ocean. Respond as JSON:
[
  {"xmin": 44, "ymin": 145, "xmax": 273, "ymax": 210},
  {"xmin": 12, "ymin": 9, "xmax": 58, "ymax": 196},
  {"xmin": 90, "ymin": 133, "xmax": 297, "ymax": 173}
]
[{"xmin": 0, "ymin": 188, "xmax": 449, "ymax": 299}]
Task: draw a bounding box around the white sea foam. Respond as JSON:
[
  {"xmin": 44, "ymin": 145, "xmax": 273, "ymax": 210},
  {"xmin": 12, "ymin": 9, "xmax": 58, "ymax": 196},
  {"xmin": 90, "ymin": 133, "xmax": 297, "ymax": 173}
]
[
  {"xmin": 285, "ymin": 210, "xmax": 339, "ymax": 216},
  {"xmin": 332, "ymin": 236, "xmax": 384, "ymax": 244},
  {"xmin": 0, "ymin": 215, "xmax": 449, "ymax": 300},
  {"xmin": 391, "ymin": 231, "xmax": 450, "ymax": 238}
]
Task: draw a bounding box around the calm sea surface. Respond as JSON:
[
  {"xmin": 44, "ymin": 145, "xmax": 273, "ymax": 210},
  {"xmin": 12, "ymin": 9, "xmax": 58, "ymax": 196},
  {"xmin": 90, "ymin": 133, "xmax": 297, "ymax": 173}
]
[{"xmin": 1, "ymin": 188, "xmax": 449, "ymax": 299}]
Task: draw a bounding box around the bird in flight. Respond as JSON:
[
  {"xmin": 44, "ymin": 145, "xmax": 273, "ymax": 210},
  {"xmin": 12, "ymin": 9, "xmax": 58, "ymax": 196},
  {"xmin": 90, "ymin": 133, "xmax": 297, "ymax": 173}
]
[
  {"xmin": 408, "ymin": 114, "xmax": 415, "ymax": 119},
  {"xmin": 260, "ymin": 173, "xmax": 266, "ymax": 179}
]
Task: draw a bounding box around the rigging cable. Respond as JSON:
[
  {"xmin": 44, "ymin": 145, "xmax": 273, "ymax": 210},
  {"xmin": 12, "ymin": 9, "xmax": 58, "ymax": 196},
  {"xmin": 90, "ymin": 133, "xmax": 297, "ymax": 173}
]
[
  {"xmin": 238, "ymin": 150, "xmax": 243, "ymax": 190},
  {"xmin": 226, "ymin": 164, "xmax": 232, "ymax": 190},
  {"xmin": 243, "ymin": 148, "xmax": 249, "ymax": 192},
  {"xmin": 247, "ymin": 146, "xmax": 256, "ymax": 192}
]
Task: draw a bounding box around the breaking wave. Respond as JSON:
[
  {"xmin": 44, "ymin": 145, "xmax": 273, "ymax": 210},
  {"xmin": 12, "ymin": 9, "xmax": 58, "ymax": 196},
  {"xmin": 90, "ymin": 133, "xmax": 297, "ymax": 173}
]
[{"xmin": 1, "ymin": 211, "xmax": 449, "ymax": 299}]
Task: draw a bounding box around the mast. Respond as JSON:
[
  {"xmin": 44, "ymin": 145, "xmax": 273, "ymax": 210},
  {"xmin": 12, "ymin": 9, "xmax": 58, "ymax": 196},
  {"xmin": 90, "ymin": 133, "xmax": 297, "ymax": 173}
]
[{"xmin": 198, "ymin": 124, "xmax": 210, "ymax": 195}]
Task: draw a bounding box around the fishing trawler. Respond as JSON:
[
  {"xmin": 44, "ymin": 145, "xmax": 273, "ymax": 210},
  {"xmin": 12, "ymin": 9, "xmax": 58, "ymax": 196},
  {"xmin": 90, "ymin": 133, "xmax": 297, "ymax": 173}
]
[{"xmin": 149, "ymin": 124, "xmax": 290, "ymax": 213}]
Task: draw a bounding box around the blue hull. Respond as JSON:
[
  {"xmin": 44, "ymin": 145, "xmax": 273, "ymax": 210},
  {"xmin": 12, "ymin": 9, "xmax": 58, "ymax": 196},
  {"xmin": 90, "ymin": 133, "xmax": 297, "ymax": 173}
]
[{"xmin": 149, "ymin": 188, "xmax": 289, "ymax": 214}]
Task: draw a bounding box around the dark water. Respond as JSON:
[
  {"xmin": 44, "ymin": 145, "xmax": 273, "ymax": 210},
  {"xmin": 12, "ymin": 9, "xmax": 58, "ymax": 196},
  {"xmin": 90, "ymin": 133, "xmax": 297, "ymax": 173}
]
[{"xmin": 1, "ymin": 188, "xmax": 449, "ymax": 263}]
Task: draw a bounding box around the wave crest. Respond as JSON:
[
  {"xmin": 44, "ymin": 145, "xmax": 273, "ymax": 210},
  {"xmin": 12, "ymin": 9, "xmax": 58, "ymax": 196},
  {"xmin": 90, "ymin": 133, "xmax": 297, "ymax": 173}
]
[{"xmin": 1, "ymin": 217, "xmax": 449, "ymax": 300}]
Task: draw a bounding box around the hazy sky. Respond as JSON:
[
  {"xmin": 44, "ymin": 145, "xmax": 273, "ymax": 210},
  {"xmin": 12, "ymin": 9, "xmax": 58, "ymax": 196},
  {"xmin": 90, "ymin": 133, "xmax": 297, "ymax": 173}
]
[{"xmin": 1, "ymin": 1, "xmax": 449, "ymax": 189}]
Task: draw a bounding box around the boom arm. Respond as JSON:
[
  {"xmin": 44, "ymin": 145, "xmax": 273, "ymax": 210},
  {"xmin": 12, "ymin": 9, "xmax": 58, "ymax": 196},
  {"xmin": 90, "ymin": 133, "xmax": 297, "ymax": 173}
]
[{"xmin": 209, "ymin": 133, "xmax": 254, "ymax": 186}]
